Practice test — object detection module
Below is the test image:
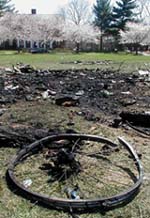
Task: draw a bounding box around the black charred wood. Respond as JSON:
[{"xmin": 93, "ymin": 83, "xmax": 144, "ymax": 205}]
[
  {"xmin": 55, "ymin": 95, "xmax": 80, "ymax": 106},
  {"xmin": 120, "ymin": 111, "xmax": 150, "ymax": 127}
]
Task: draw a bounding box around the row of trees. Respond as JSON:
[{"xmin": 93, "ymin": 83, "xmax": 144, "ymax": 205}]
[
  {"xmin": 120, "ymin": 22, "xmax": 150, "ymax": 54},
  {"xmin": 0, "ymin": 0, "xmax": 150, "ymax": 53},
  {"xmin": 0, "ymin": 12, "xmax": 99, "ymax": 52},
  {"xmin": 60, "ymin": 0, "xmax": 150, "ymax": 52}
]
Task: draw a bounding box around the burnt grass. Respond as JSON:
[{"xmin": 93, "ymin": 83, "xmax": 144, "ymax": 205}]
[
  {"xmin": 1, "ymin": 67, "xmax": 150, "ymax": 118},
  {"xmin": 0, "ymin": 65, "xmax": 150, "ymax": 146},
  {"xmin": 0, "ymin": 66, "xmax": 149, "ymax": 146}
]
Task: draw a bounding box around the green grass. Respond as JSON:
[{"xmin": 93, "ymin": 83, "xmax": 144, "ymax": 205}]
[{"xmin": 0, "ymin": 50, "xmax": 150, "ymax": 71}]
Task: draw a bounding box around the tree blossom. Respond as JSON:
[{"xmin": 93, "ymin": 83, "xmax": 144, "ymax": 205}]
[
  {"xmin": 35, "ymin": 15, "xmax": 64, "ymax": 47},
  {"xmin": 120, "ymin": 22, "xmax": 150, "ymax": 54},
  {"xmin": 0, "ymin": 12, "xmax": 64, "ymax": 48},
  {"xmin": 0, "ymin": 12, "xmax": 15, "ymax": 42},
  {"xmin": 0, "ymin": 11, "xmax": 99, "ymax": 52},
  {"xmin": 62, "ymin": 22, "xmax": 99, "ymax": 52}
]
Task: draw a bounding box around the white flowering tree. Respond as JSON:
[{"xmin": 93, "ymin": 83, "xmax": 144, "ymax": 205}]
[
  {"xmin": 0, "ymin": 11, "xmax": 98, "ymax": 52},
  {"xmin": 0, "ymin": 12, "xmax": 64, "ymax": 50},
  {"xmin": 35, "ymin": 15, "xmax": 64, "ymax": 49},
  {"xmin": 62, "ymin": 22, "xmax": 99, "ymax": 53},
  {"xmin": 58, "ymin": 0, "xmax": 97, "ymax": 52},
  {"xmin": 0, "ymin": 12, "xmax": 15, "ymax": 43},
  {"xmin": 0, "ymin": 13, "xmax": 37, "ymax": 49},
  {"xmin": 120, "ymin": 22, "xmax": 150, "ymax": 54}
]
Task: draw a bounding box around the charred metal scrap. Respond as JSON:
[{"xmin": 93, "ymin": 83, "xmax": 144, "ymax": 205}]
[
  {"xmin": 7, "ymin": 134, "xmax": 143, "ymax": 212},
  {"xmin": 120, "ymin": 111, "xmax": 150, "ymax": 137}
]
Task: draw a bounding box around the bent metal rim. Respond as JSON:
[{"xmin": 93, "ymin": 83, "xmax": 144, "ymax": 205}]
[{"xmin": 7, "ymin": 134, "xmax": 143, "ymax": 211}]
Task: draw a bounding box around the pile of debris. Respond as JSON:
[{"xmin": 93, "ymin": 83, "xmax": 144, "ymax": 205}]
[
  {"xmin": 0, "ymin": 64, "xmax": 149, "ymax": 114},
  {"xmin": 0, "ymin": 64, "xmax": 149, "ymax": 139}
]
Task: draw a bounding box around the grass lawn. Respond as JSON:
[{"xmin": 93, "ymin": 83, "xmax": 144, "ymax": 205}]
[
  {"xmin": 0, "ymin": 50, "xmax": 150, "ymax": 218},
  {"xmin": 0, "ymin": 50, "xmax": 150, "ymax": 72}
]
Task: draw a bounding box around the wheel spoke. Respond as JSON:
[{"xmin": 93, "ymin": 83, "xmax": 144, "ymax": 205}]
[{"xmin": 11, "ymin": 134, "xmax": 142, "ymax": 211}]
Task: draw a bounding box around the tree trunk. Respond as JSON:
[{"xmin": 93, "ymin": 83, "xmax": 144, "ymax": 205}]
[
  {"xmin": 100, "ymin": 34, "xmax": 103, "ymax": 52},
  {"xmin": 135, "ymin": 44, "xmax": 138, "ymax": 55},
  {"xmin": 76, "ymin": 42, "xmax": 80, "ymax": 53}
]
